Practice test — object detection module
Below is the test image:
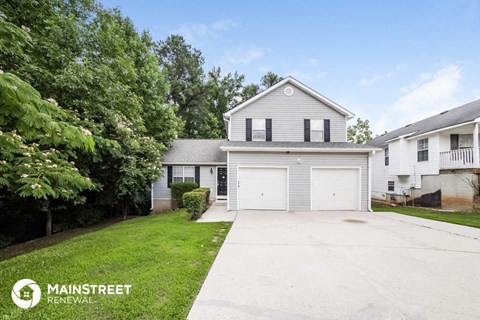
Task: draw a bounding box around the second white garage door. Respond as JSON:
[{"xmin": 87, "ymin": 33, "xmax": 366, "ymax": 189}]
[
  {"xmin": 312, "ymin": 168, "xmax": 360, "ymax": 211},
  {"xmin": 238, "ymin": 167, "xmax": 287, "ymax": 210}
]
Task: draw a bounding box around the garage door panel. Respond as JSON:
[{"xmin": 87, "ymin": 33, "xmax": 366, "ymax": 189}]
[
  {"xmin": 238, "ymin": 168, "xmax": 287, "ymax": 210},
  {"xmin": 312, "ymin": 168, "xmax": 359, "ymax": 211}
]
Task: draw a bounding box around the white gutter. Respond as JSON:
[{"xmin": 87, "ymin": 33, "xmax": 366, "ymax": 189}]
[
  {"xmin": 384, "ymin": 132, "xmax": 417, "ymax": 143},
  {"xmin": 162, "ymin": 162, "xmax": 227, "ymax": 165},
  {"xmin": 404, "ymin": 120, "xmax": 476, "ymax": 140},
  {"xmin": 220, "ymin": 146, "xmax": 380, "ymax": 153}
]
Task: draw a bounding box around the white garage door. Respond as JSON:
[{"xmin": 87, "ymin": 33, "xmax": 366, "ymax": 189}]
[
  {"xmin": 312, "ymin": 168, "xmax": 359, "ymax": 211},
  {"xmin": 238, "ymin": 167, "xmax": 287, "ymax": 210}
]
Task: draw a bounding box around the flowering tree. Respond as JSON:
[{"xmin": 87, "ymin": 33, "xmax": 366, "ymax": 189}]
[{"xmin": 0, "ymin": 18, "xmax": 95, "ymax": 235}]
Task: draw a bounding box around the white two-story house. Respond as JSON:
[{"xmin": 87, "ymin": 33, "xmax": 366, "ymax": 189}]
[
  {"xmin": 151, "ymin": 77, "xmax": 377, "ymax": 213},
  {"xmin": 367, "ymin": 99, "xmax": 480, "ymax": 210}
]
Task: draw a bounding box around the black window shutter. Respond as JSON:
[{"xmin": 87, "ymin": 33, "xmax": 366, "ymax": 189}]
[
  {"xmin": 246, "ymin": 118, "xmax": 252, "ymax": 141},
  {"xmin": 167, "ymin": 166, "xmax": 172, "ymax": 188},
  {"xmin": 195, "ymin": 166, "xmax": 200, "ymax": 186},
  {"xmin": 324, "ymin": 119, "xmax": 331, "ymax": 142},
  {"xmin": 450, "ymin": 134, "xmax": 459, "ymax": 150},
  {"xmin": 266, "ymin": 119, "xmax": 272, "ymax": 141},
  {"xmin": 304, "ymin": 119, "xmax": 310, "ymax": 142}
]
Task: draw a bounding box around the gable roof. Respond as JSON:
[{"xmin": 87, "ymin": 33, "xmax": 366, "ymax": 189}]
[
  {"xmin": 162, "ymin": 139, "xmax": 227, "ymax": 165},
  {"xmin": 367, "ymin": 99, "xmax": 480, "ymax": 147},
  {"xmin": 224, "ymin": 76, "xmax": 355, "ymax": 119}
]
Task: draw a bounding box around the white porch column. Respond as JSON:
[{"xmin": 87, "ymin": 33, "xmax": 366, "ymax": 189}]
[{"xmin": 474, "ymin": 122, "xmax": 479, "ymax": 167}]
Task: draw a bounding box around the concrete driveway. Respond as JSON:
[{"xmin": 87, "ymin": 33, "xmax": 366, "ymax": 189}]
[{"xmin": 188, "ymin": 211, "xmax": 480, "ymax": 320}]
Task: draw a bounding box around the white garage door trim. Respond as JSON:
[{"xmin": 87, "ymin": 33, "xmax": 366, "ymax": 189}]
[
  {"xmin": 237, "ymin": 166, "xmax": 289, "ymax": 211},
  {"xmin": 310, "ymin": 166, "xmax": 361, "ymax": 211}
]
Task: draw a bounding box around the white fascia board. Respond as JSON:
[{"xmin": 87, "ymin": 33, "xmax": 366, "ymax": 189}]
[
  {"xmin": 405, "ymin": 121, "xmax": 475, "ymax": 140},
  {"xmin": 384, "ymin": 132, "xmax": 418, "ymax": 143},
  {"xmin": 223, "ymin": 76, "xmax": 355, "ymax": 119},
  {"xmin": 162, "ymin": 162, "xmax": 227, "ymax": 166},
  {"xmin": 220, "ymin": 146, "xmax": 380, "ymax": 153}
]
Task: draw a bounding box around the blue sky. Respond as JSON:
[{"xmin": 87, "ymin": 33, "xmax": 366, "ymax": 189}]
[{"xmin": 101, "ymin": 0, "xmax": 480, "ymax": 136}]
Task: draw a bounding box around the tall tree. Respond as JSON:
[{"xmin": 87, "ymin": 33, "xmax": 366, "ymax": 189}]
[
  {"xmin": 155, "ymin": 35, "xmax": 206, "ymax": 137},
  {"xmin": 347, "ymin": 118, "xmax": 373, "ymax": 144},
  {"xmin": 260, "ymin": 71, "xmax": 284, "ymax": 89},
  {"xmin": 0, "ymin": 16, "xmax": 95, "ymax": 235}
]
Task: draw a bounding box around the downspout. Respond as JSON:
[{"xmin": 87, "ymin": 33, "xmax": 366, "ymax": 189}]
[
  {"xmin": 368, "ymin": 150, "xmax": 374, "ymax": 212},
  {"xmin": 150, "ymin": 182, "xmax": 153, "ymax": 212}
]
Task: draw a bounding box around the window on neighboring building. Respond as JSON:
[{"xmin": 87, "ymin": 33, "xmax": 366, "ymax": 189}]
[
  {"xmin": 388, "ymin": 181, "xmax": 394, "ymax": 192},
  {"xmin": 385, "ymin": 147, "xmax": 389, "ymax": 166},
  {"xmin": 311, "ymin": 120, "xmax": 324, "ymax": 142},
  {"xmin": 459, "ymin": 134, "xmax": 473, "ymax": 149},
  {"xmin": 173, "ymin": 166, "xmax": 195, "ymax": 183},
  {"xmin": 417, "ymin": 138, "xmax": 429, "ymax": 162},
  {"xmin": 252, "ymin": 119, "xmax": 266, "ymax": 141}
]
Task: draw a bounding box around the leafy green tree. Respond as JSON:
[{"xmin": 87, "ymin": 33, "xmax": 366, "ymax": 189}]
[
  {"xmin": 260, "ymin": 71, "xmax": 284, "ymax": 88},
  {"xmin": 0, "ymin": 72, "xmax": 95, "ymax": 235},
  {"xmin": 0, "ymin": 11, "xmax": 96, "ymax": 235},
  {"xmin": 241, "ymin": 83, "xmax": 260, "ymax": 102},
  {"xmin": 200, "ymin": 67, "xmax": 244, "ymax": 137},
  {"xmin": 155, "ymin": 35, "xmax": 206, "ymax": 137},
  {"xmin": 347, "ymin": 118, "xmax": 373, "ymax": 144}
]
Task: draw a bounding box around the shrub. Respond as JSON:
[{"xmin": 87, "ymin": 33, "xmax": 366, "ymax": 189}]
[
  {"xmin": 192, "ymin": 187, "xmax": 210, "ymax": 204},
  {"xmin": 171, "ymin": 182, "xmax": 198, "ymax": 208},
  {"xmin": 183, "ymin": 191, "xmax": 206, "ymax": 219}
]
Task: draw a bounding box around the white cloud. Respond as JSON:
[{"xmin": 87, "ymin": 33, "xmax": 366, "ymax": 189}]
[
  {"xmin": 308, "ymin": 58, "xmax": 320, "ymax": 66},
  {"xmin": 224, "ymin": 47, "xmax": 267, "ymax": 65},
  {"xmin": 172, "ymin": 19, "xmax": 239, "ymax": 41},
  {"xmin": 393, "ymin": 64, "xmax": 461, "ymax": 120},
  {"xmin": 358, "ymin": 64, "xmax": 406, "ymax": 87},
  {"xmin": 371, "ymin": 64, "xmax": 463, "ymax": 135}
]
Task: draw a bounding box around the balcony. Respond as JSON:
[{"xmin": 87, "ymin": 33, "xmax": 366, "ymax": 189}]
[{"xmin": 440, "ymin": 148, "xmax": 480, "ymax": 169}]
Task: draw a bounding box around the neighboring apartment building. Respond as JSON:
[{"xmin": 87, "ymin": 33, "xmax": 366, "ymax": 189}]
[
  {"xmin": 151, "ymin": 77, "xmax": 377, "ymax": 213},
  {"xmin": 367, "ymin": 100, "xmax": 480, "ymax": 210}
]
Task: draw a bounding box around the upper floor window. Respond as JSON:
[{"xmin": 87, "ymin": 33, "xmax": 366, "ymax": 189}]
[
  {"xmin": 173, "ymin": 166, "xmax": 195, "ymax": 183},
  {"xmin": 459, "ymin": 134, "xmax": 473, "ymax": 149},
  {"xmin": 417, "ymin": 138, "xmax": 428, "ymax": 162},
  {"xmin": 385, "ymin": 147, "xmax": 389, "ymax": 166},
  {"xmin": 311, "ymin": 120, "xmax": 324, "ymax": 142},
  {"xmin": 252, "ymin": 119, "xmax": 266, "ymax": 141}
]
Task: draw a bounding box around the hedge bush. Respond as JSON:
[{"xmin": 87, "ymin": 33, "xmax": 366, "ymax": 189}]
[
  {"xmin": 183, "ymin": 191, "xmax": 206, "ymax": 219},
  {"xmin": 192, "ymin": 187, "xmax": 210, "ymax": 204},
  {"xmin": 171, "ymin": 182, "xmax": 198, "ymax": 208}
]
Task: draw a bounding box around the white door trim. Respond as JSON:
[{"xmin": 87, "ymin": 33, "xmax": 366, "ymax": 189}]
[
  {"xmin": 237, "ymin": 166, "xmax": 289, "ymax": 211},
  {"xmin": 216, "ymin": 166, "xmax": 228, "ymax": 200},
  {"xmin": 310, "ymin": 166, "xmax": 362, "ymax": 211}
]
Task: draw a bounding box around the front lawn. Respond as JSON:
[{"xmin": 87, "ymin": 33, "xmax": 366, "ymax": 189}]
[
  {"xmin": 0, "ymin": 209, "xmax": 231, "ymax": 319},
  {"xmin": 373, "ymin": 204, "xmax": 480, "ymax": 228}
]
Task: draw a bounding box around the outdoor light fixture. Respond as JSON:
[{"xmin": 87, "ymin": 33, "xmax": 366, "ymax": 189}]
[
  {"xmin": 297, "ymin": 158, "xmax": 301, "ymax": 164},
  {"xmin": 210, "ymin": 168, "xmax": 213, "ymax": 174}
]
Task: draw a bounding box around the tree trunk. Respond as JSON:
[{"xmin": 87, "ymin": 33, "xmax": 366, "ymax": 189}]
[
  {"xmin": 123, "ymin": 202, "xmax": 128, "ymax": 220},
  {"xmin": 46, "ymin": 207, "xmax": 52, "ymax": 236}
]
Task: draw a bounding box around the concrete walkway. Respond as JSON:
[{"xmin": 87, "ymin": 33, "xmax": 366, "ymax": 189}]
[
  {"xmin": 188, "ymin": 210, "xmax": 480, "ymax": 319},
  {"xmin": 196, "ymin": 202, "xmax": 236, "ymax": 223}
]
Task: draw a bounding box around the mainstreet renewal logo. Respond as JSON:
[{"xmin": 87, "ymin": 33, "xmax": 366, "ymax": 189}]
[
  {"xmin": 11, "ymin": 279, "xmax": 41, "ymax": 309},
  {"xmin": 11, "ymin": 279, "xmax": 132, "ymax": 308}
]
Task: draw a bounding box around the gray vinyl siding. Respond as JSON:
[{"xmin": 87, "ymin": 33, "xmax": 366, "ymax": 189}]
[
  {"xmin": 152, "ymin": 166, "xmax": 218, "ymax": 201},
  {"xmin": 228, "ymin": 152, "xmax": 369, "ymax": 211},
  {"xmin": 230, "ymin": 83, "xmax": 347, "ymax": 142}
]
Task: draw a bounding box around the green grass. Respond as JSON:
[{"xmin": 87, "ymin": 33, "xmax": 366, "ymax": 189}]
[
  {"xmin": 0, "ymin": 209, "xmax": 231, "ymax": 319},
  {"xmin": 373, "ymin": 204, "xmax": 480, "ymax": 228}
]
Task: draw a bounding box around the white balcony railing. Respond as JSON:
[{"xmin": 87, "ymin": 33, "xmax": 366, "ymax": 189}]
[{"xmin": 440, "ymin": 148, "xmax": 480, "ymax": 169}]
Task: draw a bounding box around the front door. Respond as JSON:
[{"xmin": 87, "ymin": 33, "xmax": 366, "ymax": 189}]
[{"xmin": 217, "ymin": 167, "xmax": 228, "ymax": 196}]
